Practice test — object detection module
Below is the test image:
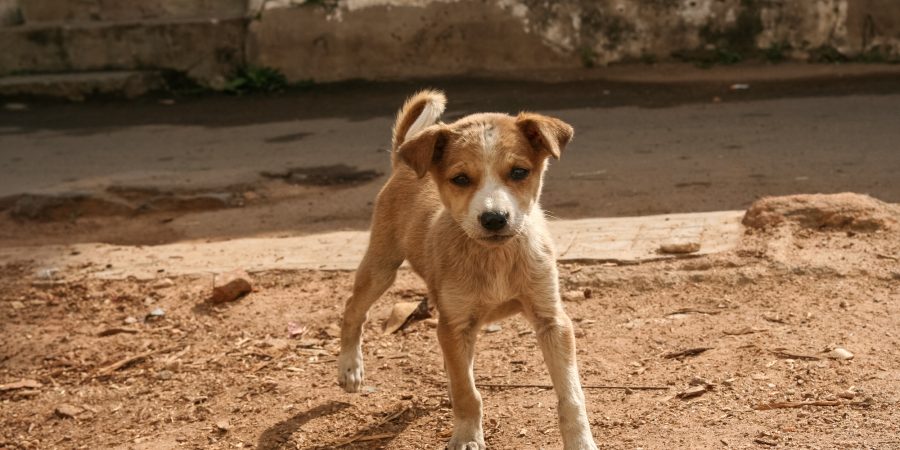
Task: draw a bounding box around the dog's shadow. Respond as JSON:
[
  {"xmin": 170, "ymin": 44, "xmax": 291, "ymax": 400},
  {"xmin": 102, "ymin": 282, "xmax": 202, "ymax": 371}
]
[{"xmin": 257, "ymin": 401, "xmax": 429, "ymax": 450}]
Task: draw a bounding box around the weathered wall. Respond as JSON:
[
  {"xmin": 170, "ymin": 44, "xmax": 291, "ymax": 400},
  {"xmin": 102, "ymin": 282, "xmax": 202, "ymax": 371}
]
[
  {"xmin": 248, "ymin": 0, "xmax": 900, "ymax": 82},
  {"xmin": 1, "ymin": 0, "xmax": 898, "ymax": 85}
]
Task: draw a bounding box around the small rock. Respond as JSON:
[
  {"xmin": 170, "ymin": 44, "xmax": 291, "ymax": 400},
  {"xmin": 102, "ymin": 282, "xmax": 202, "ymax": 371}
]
[
  {"xmin": 55, "ymin": 404, "xmax": 83, "ymax": 419},
  {"xmin": 729, "ymin": 83, "xmax": 750, "ymax": 90},
  {"xmin": 676, "ymin": 385, "xmax": 709, "ymax": 399},
  {"xmin": 400, "ymin": 394, "xmax": 414, "ymax": 400},
  {"xmin": 210, "ymin": 270, "xmax": 253, "ymax": 303},
  {"xmin": 10, "ymin": 301, "xmax": 26, "ymax": 310},
  {"xmin": 837, "ymin": 390, "xmax": 855, "ymax": 399},
  {"xmin": 423, "ymin": 318, "xmax": 439, "ymax": 328},
  {"xmin": 143, "ymin": 297, "xmax": 155, "ymax": 306},
  {"xmin": 124, "ymin": 316, "xmax": 138, "ymax": 325},
  {"xmin": 151, "ymin": 278, "xmax": 175, "ymax": 289},
  {"xmin": 484, "ymin": 324, "xmax": 502, "ymax": 333},
  {"xmin": 215, "ymin": 419, "xmax": 230, "ymax": 432},
  {"xmin": 827, "ymin": 347, "xmax": 854, "ymax": 360},
  {"xmin": 518, "ymin": 428, "xmax": 528, "ymax": 437},
  {"xmin": 4, "ymin": 102, "xmax": 29, "ymax": 111},
  {"xmin": 583, "ymin": 288, "xmax": 593, "ymax": 299},
  {"xmin": 561, "ymin": 290, "xmax": 583, "ymax": 302},
  {"xmin": 36, "ymin": 267, "xmax": 59, "ymax": 279},
  {"xmin": 659, "ymin": 242, "xmax": 701, "ymax": 255},
  {"xmin": 157, "ymin": 370, "xmax": 174, "ymax": 380},
  {"xmin": 146, "ymin": 307, "xmax": 165, "ymax": 321}
]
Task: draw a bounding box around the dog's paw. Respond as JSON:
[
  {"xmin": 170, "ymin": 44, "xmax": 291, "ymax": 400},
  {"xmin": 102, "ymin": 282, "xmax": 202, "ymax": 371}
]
[
  {"xmin": 447, "ymin": 427, "xmax": 485, "ymax": 450},
  {"xmin": 337, "ymin": 350, "xmax": 364, "ymax": 393},
  {"xmin": 446, "ymin": 439, "xmax": 485, "ymax": 450}
]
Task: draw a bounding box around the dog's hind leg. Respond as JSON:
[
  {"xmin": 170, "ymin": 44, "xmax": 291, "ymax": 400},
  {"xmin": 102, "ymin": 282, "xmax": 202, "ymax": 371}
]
[
  {"xmin": 337, "ymin": 235, "xmax": 402, "ymax": 393},
  {"xmin": 524, "ymin": 298, "xmax": 598, "ymax": 450}
]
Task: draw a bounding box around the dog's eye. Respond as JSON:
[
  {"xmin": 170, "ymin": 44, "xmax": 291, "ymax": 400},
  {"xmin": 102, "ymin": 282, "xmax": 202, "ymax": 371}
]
[
  {"xmin": 451, "ymin": 174, "xmax": 471, "ymax": 186},
  {"xmin": 510, "ymin": 168, "xmax": 530, "ymax": 181}
]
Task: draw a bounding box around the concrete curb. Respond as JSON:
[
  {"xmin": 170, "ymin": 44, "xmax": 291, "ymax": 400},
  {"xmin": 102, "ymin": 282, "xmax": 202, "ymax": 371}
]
[{"xmin": 0, "ymin": 211, "xmax": 744, "ymax": 280}]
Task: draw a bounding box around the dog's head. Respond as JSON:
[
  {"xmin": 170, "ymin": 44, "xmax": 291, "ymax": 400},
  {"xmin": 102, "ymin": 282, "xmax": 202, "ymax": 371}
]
[{"xmin": 398, "ymin": 112, "xmax": 573, "ymax": 245}]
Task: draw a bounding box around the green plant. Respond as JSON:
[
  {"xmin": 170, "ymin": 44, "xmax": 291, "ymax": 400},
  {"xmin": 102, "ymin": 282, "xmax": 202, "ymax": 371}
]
[
  {"xmin": 223, "ymin": 66, "xmax": 288, "ymax": 94},
  {"xmin": 579, "ymin": 46, "xmax": 597, "ymax": 68},
  {"xmin": 764, "ymin": 42, "xmax": 790, "ymax": 63}
]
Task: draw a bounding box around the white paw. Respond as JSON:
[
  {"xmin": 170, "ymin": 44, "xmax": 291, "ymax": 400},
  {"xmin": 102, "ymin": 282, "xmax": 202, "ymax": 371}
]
[
  {"xmin": 337, "ymin": 350, "xmax": 364, "ymax": 393},
  {"xmin": 446, "ymin": 439, "xmax": 484, "ymax": 450},
  {"xmin": 563, "ymin": 432, "xmax": 598, "ymax": 450},
  {"xmin": 447, "ymin": 426, "xmax": 485, "ymax": 450}
]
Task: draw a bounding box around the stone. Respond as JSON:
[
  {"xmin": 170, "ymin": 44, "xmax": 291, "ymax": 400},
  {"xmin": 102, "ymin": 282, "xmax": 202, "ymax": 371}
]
[
  {"xmin": 827, "ymin": 347, "xmax": 854, "ymax": 360},
  {"xmin": 210, "ymin": 270, "xmax": 253, "ymax": 303},
  {"xmin": 151, "ymin": 278, "xmax": 175, "ymax": 289},
  {"xmin": 55, "ymin": 403, "xmax": 83, "ymax": 419}
]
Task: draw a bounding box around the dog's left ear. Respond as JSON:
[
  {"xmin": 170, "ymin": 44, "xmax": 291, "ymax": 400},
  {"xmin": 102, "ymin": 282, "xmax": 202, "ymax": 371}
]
[
  {"xmin": 397, "ymin": 125, "xmax": 448, "ymax": 178},
  {"xmin": 515, "ymin": 113, "xmax": 574, "ymax": 160}
]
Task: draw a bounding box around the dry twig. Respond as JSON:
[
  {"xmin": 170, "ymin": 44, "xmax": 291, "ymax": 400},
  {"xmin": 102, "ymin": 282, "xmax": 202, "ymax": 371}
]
[
  {"xmin": 476, "ymin": 383, "xmax": 669, "ymax": 391},
  {"xmin": 96, "ymin": 345, "xmax": 180, "ymax": 376},
  {"xmin": 663, "ymin": 347, "xmax": 713, "ymax": 359}
]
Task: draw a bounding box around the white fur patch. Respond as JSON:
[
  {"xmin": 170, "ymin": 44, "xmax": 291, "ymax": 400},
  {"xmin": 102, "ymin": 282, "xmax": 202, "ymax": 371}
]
[{"xmin": 405, "ymin": 97, "xmax": 446, "ymax": 141}]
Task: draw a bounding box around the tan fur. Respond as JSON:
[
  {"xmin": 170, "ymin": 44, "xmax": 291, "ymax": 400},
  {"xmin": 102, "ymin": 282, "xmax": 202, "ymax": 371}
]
[{"xmin": 339, "ymin": 91, "xmax": 597, "ymax": 450}]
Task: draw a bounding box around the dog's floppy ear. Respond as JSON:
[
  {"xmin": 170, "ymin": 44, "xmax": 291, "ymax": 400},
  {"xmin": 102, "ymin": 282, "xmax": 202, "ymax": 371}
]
[
  {"xmin": 397, "ymin": 125, "xmax": 448, "ymax": 178},
  {"xmin": 515, "ymin": 113, "xmax": 574, "ymax": 160}
]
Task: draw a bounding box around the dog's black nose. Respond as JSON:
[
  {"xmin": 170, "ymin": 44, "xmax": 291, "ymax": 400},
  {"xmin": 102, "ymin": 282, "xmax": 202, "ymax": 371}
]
[{"xmin": 479, "ymin": 211, "xmax": 509, "ymax": 231}]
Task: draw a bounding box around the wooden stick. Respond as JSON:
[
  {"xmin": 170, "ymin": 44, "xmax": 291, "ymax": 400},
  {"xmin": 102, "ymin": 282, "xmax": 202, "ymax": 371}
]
[
  {"xmin": 754, "ymin": 400, "xmax": 841, "ymax": 410},
  {"xmin": 96, "ymin": 345, "xmax": 179, "ymax": 376},
  {"xmin": 476, "ymin": 383, "xmax": 669, "ymax": 391}
]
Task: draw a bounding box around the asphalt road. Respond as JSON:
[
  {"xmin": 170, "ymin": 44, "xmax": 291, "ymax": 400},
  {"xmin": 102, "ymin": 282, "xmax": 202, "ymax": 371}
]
[{"xmin": 1, "ymin": 64, "xmax": 899, "ymax": 242}]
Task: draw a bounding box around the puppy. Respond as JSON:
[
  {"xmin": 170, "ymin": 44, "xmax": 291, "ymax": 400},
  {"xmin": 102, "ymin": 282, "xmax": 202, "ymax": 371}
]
[{"xmin": 338, "ymin": 90, "xmax": 597, "ymax": 450}]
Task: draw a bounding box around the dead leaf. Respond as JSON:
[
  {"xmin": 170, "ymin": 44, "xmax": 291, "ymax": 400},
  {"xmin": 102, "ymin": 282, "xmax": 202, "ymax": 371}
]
[{"xmin": 383, "ymin": 299, "xmax": 430, "ymax": 334}]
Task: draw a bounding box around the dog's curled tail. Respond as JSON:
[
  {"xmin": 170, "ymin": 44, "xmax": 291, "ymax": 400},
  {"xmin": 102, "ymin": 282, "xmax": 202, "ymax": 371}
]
[{"xmin": 391, "ymin": 89, "xmax": 446, "ymax": 166}]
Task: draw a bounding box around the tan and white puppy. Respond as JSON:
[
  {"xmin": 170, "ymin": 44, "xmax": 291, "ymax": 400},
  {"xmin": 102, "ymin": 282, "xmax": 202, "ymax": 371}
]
[{"xmin": 338, "ymin": 90, "xmax": 597, "ymax": 450}]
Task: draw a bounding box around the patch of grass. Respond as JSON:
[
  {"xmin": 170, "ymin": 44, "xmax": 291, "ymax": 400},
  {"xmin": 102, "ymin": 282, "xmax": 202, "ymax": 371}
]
[
  {"xmin": 764, "ymin": 42, "xmax": 790, "ymax": 63},
  {"xmin": 579, "ymin": 46, "xmax": 598, "ymax": 69},
  {"xmin": 223, "ymin": 65, "xmax": 288, "ymax": 94}
]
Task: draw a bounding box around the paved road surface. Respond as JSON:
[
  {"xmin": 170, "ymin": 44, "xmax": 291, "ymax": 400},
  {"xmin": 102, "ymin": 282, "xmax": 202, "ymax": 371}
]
[{"xmin": 1, "ymin": 64, "xmax": 898, "ymax": 243}]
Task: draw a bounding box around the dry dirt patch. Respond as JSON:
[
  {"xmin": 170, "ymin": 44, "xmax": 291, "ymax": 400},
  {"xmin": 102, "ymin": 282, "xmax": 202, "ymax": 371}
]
[{"xmin": 1, "ymin": 194, "xmax": 900, "ymax": 449}]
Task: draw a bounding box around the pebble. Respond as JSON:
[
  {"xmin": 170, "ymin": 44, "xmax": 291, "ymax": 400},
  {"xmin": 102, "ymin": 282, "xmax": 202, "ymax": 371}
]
[
  {"xmin": 210, "ymin": 270, "xmax": 253, "ymax": 303},
  {"xmin": 157, "ymin": 370, "xmax": 174, "ymax": 380},
  {"xmin": 659, "ymin": 242, "xmax": 701, "ymax": 255},
  {"xmin": 484, "ymin": 324, "xmax": 502, "ymax": 333},
  {"xmin": 55, "ymin": 404, "xmax": 82, "ymax": 419},
  {"xmin": 151, "ymin": 278, "xmax": 175, "ymax": 289},
  {"xmin": 827, "ymin": 347, "xmax": 854, "ymax": 360},
  {"xmin": 124, "ymin": 316, "xmax": 138, "ymax": 325}
]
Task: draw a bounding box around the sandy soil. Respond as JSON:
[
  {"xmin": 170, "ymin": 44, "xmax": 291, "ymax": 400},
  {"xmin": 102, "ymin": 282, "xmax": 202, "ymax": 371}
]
[{"xmin": 2, "ymin": 204, "xmax": 899, "ymax": 450}]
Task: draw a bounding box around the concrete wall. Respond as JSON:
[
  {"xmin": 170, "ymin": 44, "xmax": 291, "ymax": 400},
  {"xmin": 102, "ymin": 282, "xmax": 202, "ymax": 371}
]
[
  {"xmin": 1, "ymin": 0, "xmax": 898, "ymax": 84},
  {"xmin": 249, "ymin": 0, "xmax": 900, "ymax": 82}
]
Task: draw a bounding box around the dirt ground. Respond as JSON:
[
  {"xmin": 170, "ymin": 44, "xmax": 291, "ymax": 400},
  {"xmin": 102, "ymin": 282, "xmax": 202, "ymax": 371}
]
[{"xmin": 2, "ymin": 200, "xmax": 899, "ymax": 450}]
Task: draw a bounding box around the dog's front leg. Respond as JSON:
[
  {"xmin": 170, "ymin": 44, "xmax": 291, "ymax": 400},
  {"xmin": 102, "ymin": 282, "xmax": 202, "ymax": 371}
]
[
  {"xmin": 338, "ymin": 248, "xmax": 401, "ymax": 393},
  {"xmin": 438, "ymin": 319, "xmax": 485, "ymax": 450},
  {"xmin": 527, "ymin": 301, "xmax": 598, "ymax": 450}
]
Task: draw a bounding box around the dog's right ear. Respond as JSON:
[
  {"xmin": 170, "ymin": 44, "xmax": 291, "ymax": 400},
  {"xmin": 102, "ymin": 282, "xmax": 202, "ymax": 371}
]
[{"xmin": 397, "ymin": 125, "xmax": 447, "ymax": 178}]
